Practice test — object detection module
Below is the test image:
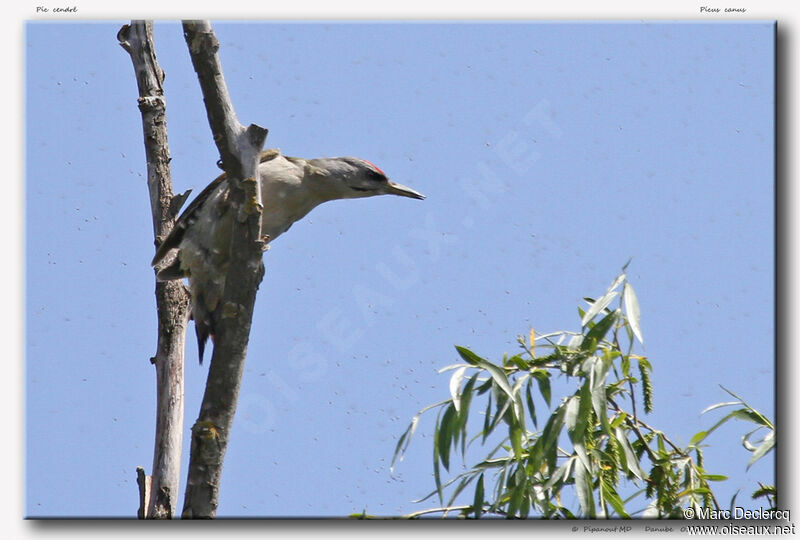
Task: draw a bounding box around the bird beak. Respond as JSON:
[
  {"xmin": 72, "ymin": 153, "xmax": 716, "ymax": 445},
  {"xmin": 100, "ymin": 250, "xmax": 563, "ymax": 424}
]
[{"xmin": 385, "ymin": 180, "xmax": 426, "ymax": 200}]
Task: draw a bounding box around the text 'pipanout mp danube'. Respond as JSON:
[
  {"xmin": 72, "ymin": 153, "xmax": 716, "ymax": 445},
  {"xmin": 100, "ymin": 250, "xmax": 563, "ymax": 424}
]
[{"xmin": 151, "ymin": 149, "xmax": 425, "ymax": 363}]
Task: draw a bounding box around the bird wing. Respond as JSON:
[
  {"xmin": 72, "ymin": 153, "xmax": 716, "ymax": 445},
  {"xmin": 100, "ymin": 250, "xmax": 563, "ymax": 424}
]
[
  {"xmin": 150, "ymin": 149, "xmax": 282, "ymax": 269},
  {"xmin": 150, "ymin": 171, "xmax": 227, "ymax": 268}
]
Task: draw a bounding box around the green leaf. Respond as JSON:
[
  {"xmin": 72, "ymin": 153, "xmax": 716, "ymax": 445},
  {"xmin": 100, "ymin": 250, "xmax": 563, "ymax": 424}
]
[
  {"xmin": 624, "ymin": 322, "xmax": 634, "ymax": 348},
  {"xmin": 473, "ymin": 473, "xmax": 485, "ymax": 519},
  {"xmin": 742, "ymin": 427, "xmax": 768, "ymax": 452},
  {"xmin": 485, "ymin": 363, "xmax": 514, "ymax": 400},
  {"xmin": 746, "ymin": 430, "xmax": 775, "ymax": 469},
  {"xmin": 729, "ymin": 409, "xmax": 770, "ymax": 426},
  {"xmin": 699, "ymin": 407, "xmax": 768, "ymax": 444},
  {"xmin": 559, "ymin": 507, "xmax": 577, "ymax": 519},
  {"xmin": 544, "ymin": 456, "xmax": 575, "ymax": 491},
  {"xmin": 572, "ymin": 380, "xmax": 593, "ymax": 442},
  {"xmin": 518, "ymin": 488, "xmax": 531, "ymax": 519},
  {"xmin": 437, "ymin": 362, "xmax": 472, "ymax": 373},
  {"xmin": 581, "ymin": 291, "xmax": 618, "ymax": 327},
  {"xmin": 507, "ymin": 483, "xmax": 524, "ymax": 518},
  {"xmin": 510, "ymin": 375, "xmax": 528, "ymax": 432},
  {"xmin": 475, "ymin": 377, "xmax": 493, "ymax": 396},
  {"xmin": 391, "ymin": 399, "xmax": 452, "ymax": 473},
  {"xmin": 482, "ymin": 394, "xmax": 492, "ymax": 443},
  {"xmin": 348, "ymin": 510, "xmax": 367, "ymax": 519},
  {"xmin": 444, "ymin": 472, "xmax": 479, "ymax": 510},
  {"xmin": 700, "ymin": 400, "xmax": 741, "ymax": 415},
  {"xmin": 610, "ymin": 412, "xmax": 627, "ymax": 429},
  {"xmin": 568, "ymin": 333, "xmax": 585, "ymax": 352},
  {"xmin": 700, "ymin": 474, "xmax": 729, "ymax": 482},
  {"xmin": 579, "ymin": 336, "xmax": 597, "ymax": 354},
  {"xmin": 601, "ymin": 478, "xmax": 630, "ymax": 518},
  {"xmin": 588, "ymin": 356, "xmax": 611, "ymax": 434},
  {"xmin": 533, "ymin": 370, "xmax": 551, "ymax": 408},
  {"xmin": 565, "ymin": 395, "xmax": 581, "ymax": 436},
  {"xmin": 456, "ymin": 345, "xmax": 514, "ymax": 399},
  {"xmin": 505, "ymin": 468, "xmax": 528, "ymax": 518},
  {"xmin": 584, "ymin": 309, "xmax": 619, "ymax": 345},
  {"xmin": 573, "ymin": 440, "xmax": 592, "ymax": 477},
  {"xmin": 581, "ymin": 273, "xmax": 625, "ymax": 327},
  {"xmin": 492, "ymin": 467, "xmax": 508, "ymax": 513},
  {"xmin": 391, "ymin": 416, "xmax": 419, "ymax": 473},
  {"xmin": 506, "ymin": 354, "xmax": 529, "ymax": 371},
  {"xmin": 455, "ymin": 345, "xmax": 484, "ymax": 366},
  {"xmin": 615, "ymin": 426, "xmax": 645, "ymax": 480},
  {"xmin": 509, "ymin": 417, "xmax": 523, "ymax": 461},
  {"xmin": 438, "ymin": 404, "xmax": 457, "ymax": 471},
  {"xmin": 433, "ymin": 416, "xmax": 443, "ymax": 503},
  {"xmin": 488, "ymin": 391, "xmax": 512, "ymax": 435},
  {"xmin": 525, "ymin": 378, "xmax": 538, "ymax": 428},
  {"xmin": 656, "ymin": 433, "xmax": 666, "ymax": 454},
  {"xmin": 728, "ymin": 490, "xmax": 740, "ymax": 512},
  {"xmin": 457, "ymin": 373, "xmax": 479, "ymax": 454},
  {"xmin": 574, "ymin": 458, "xmax": 596, "ymax": 518},
  {"xmin": 751, "ymin": 484, "xmax": 775, "ymax": 501},
  {"xmin": 591, "ymin": 378, "xmax": 611, "ymax": 436},
  {"xmin": 621, "ymin": 355, "xmax": 630, "ymax": 377},
  {"xmin": 539, "ymin": 404, "xmax": 567, "ymax": 471},
  {"xmin": 689, "ymin": 430, "xmax": 708, "ymax": 446},
  {"xmin": 722, "ymin": 387, "xmax": 773, "ymax": 429},
  {"xmin": 623, "ymin": 282, "xmax": 644, "ymax": 344}
]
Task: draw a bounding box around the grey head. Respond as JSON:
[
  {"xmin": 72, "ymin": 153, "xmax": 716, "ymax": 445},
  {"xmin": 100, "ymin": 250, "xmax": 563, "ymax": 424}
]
[{"xmin": 307, "ymin": 156, "xmax": 425, "ymax": 201}]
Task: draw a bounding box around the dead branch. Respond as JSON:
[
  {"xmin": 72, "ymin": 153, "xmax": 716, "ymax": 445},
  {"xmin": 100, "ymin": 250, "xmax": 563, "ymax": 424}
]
[
  {"xmin": 180, "ymin": 20, "xmax": 268, "ymax": 519},
  {"xmin": 118, "ymin": 20, "xmax": 190, "ymax": 520}
]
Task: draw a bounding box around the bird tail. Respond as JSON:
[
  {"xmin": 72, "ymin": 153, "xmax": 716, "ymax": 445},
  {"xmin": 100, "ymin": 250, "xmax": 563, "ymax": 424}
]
[
  {"xmin": 195, "ymin": 319, "xmax": 211, "ymax": 365},
  {"xmin": 192, "ymin": 294, "xmax": 215, "ymax": 365}
]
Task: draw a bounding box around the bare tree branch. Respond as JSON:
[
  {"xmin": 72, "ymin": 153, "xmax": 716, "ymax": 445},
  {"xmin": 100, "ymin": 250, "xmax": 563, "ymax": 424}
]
[
  {"xmin": 180, "ymin": 20, "xmax": 268, "ymax": 519},
  {"xmin": 118, "ymin": 20, "xmax": 190, "ymax": 520},
  {"xmin": 135, "ymin": 466, "xmax": 152, "ymax": 519}
]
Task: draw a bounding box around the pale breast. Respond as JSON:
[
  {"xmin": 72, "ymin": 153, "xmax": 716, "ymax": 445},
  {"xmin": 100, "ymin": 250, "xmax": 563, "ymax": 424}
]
[{"xmin": 258, "ymin": 156, "xmax": 322, "ymax": 243}]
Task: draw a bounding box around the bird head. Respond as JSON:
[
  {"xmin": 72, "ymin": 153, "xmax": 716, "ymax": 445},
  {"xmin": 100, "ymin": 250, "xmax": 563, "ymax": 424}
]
[{"xmin": 307, "ymin": 156, "xmax": 425, "ymax": 201}]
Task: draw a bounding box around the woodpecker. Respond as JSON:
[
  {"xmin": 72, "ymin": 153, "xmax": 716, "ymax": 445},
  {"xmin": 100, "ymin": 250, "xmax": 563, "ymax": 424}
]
[{"xmin": 151, "ymin": 148, "xmax": 425, "ymax": 363}]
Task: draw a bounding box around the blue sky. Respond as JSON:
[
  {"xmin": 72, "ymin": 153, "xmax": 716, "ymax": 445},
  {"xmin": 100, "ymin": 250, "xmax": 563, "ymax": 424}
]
[{"xmin": 25, "ymin": 20, "xmax": 775, "ymax": 518}]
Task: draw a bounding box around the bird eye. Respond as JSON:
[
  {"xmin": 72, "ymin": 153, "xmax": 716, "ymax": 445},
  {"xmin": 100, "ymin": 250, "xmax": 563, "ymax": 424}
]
[{"xmin": 367, "ymin": 169, "xmax": 386, "ymax": 182}]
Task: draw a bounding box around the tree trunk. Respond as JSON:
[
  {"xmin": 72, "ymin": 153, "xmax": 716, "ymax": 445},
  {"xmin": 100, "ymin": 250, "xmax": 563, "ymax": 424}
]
[
  {"xmin": 118, "ymin": 20, "xmax": 190, "ymax": 520},
  {"xmin": 179, "ymin": 20, "xmax": 268, "ymax": 519}
]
